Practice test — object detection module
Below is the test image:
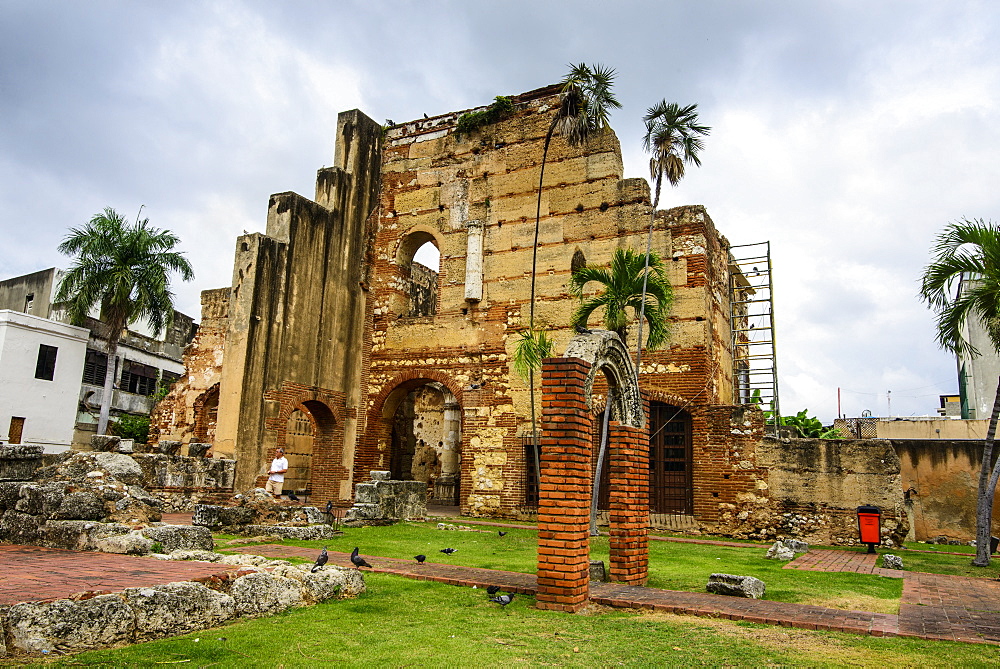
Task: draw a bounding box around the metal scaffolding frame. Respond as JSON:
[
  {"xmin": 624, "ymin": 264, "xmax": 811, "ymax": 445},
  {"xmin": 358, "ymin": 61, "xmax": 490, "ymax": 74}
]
[{"xmin": 729, "ymin": 241, "xmax": 780, "ymax": 435}]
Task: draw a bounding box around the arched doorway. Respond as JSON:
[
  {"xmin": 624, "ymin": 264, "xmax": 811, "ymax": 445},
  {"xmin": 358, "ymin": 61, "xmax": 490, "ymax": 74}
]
[
  {"xmin": 193, "ymin": 385, "xmax": 219, "ymax": 444},
  {"xmin": 389, "ymin": 381, "xmax": 461, "ymax": 506},
  {"xmin": 648, "ymin": 402, "xmax": 693, "ymax": 515}
]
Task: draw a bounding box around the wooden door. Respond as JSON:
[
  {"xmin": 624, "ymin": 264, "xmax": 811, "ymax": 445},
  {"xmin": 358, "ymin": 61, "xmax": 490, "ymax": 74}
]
[
  {"xmin": 284, "ymin": 409, "xmax": 314, "ymax": 495},
  {"xmin": 648, "ymin": 403, "xmax": 692, "ymax": 514}
]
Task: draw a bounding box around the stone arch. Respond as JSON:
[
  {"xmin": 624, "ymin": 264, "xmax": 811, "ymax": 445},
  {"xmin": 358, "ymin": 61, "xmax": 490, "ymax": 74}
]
[
  {"xmin": 277, "ymin": 399, "xmax": 338, "ymax": 499},
  {"xmin": 395, "ymin": 226, "xmax": 442, "ymax": 317},
  {"xmin": 192, "ymin": 384, "xmax": 220, "ymax": 444},
  {"xmin": 563, "ymin": 330, "xmax": 644, "ymax": 428},
  {"xmin": 357, "ymin": 371, "xmax": 465, "ymax": 500}
]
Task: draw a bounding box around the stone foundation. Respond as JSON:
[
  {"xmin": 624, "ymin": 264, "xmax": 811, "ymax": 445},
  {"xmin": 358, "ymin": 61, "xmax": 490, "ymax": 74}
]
[{"xmin": 343, "ymin": 471, "xmax": 427, "ymax": 526}]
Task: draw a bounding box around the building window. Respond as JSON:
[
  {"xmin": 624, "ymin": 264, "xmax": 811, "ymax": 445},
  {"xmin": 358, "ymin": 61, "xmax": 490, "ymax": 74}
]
[
  {"xmin": 160, "ymin": 370, "xmax": 181, "ymax": 393},
  {"xmin": 34, "ymin": 344, "xmax": 57, "ymax": 381},
  {"xmin": 83, "ymin": 350, "xmax": 108, "ymax": 386},
  {"xmin": 24, "ymin": 293, "xmax": 34, "ymax": 314},
  {"xmin": 121, "ymin": 360, "xmax": 158, "ymax": 396}
]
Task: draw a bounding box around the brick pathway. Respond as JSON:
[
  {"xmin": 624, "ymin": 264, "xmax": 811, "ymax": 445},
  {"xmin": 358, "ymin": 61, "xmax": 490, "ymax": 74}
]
[
  {"xmin": 0, "ymin": 545, "xmax": 242, "ymax": 605},
  {"xmin": 229, "ymin": 544, "xmax": 999, "ymax": 644}
]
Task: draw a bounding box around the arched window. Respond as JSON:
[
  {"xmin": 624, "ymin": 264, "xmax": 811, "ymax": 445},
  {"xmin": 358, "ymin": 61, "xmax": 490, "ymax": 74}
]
[{"xmin": 398, "ymin": 232, "xmax": 440, "ymax": 317}]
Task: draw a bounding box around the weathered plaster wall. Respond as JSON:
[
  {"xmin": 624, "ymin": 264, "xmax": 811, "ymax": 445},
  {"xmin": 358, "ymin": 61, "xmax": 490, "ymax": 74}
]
[
  {"xmin": 215, "ymin": 109, "xmax": 382, "ymax": 503},
  {"xmin": 893, "ymin": 439, "xmax": 1000, "ymax": 542}
]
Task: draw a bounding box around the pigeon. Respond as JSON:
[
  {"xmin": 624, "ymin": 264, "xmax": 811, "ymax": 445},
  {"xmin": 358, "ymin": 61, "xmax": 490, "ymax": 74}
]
[
  {"xmin": 498, "ymin": 531, "xmax": 508, "ymax": 537},
  {"xmin": 574, "ymin": 324, "xmax": 592, "ymax": 334},
  {"xmin": 440, "ymin": 548, "xmax": 457, "ymax": 555},
  {"xmin": 311, "ymin": 547, "xmax": 328, "ymax": 573},
  {"xmin": 490, "ymin": 593, "xmax": 514, "ymax": 611},
  {"xmin": 325, "ymin": 500, "xmax": 333, "ymax": 515},
  {"xmin": 350, "ymin": 547, "xmax": 372, "ymax": 569},
  {"xmin": 287, "ymin": 492, "xmax": 299, "ymax": 501},
  {"xmin": 414, "ymin": 554, "xmax": 426, "ymax": 564},
  {"xmin": 486, "ymin": 585, "xmax": 501, "ymax": 595}
]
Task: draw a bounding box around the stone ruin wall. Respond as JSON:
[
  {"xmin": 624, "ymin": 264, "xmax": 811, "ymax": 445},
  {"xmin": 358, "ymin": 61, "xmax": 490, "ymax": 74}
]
[{"xmin": 150, "ymin": 287, "xmax": 230, "ymax": 449}]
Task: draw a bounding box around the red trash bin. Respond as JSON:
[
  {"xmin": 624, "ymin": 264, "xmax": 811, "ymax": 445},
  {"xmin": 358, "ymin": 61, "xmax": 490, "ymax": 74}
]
[{"xmin": 857, "ymin": 504, "xmax": 881, "ymax": 554}]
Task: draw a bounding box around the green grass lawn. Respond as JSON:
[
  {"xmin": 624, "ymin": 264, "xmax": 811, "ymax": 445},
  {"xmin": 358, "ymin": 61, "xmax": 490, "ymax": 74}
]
[{"xmin": 52, "ymin": 573, "xmax": 1000, "ymax": 668}]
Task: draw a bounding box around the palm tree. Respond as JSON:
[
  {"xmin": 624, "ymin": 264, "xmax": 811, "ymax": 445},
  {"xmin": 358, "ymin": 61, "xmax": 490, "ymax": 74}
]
[
  {"xmin": 570, "ymin": 247, "xmax": 673, "ymax": 534},
  {"xmin": 56, "ymin": 207, "xmax": 194, "ymax": 435},
  {"xmin": 635, "ymin": 101, "xmax": 709, "ymax": 380},
  {"xmin": 919, "ymin": 218, "xmax": 1000, "ymax": 567},
  {"xmin": 524, "ymin": 63, "xmax": 622, "ymax": 487},
  {"xmin": 569, "ymin": 247, "xmax": 673, "ymax": 350}
]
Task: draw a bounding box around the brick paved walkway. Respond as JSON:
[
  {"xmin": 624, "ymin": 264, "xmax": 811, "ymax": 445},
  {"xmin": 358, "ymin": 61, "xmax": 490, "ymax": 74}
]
[
  {"xmin": 0, "ymin": 545, "xmax": 242, "ymax": 605},
  {"xmin": 229, "ymin": 544, "xmax": 1000, "ymax": 644}
]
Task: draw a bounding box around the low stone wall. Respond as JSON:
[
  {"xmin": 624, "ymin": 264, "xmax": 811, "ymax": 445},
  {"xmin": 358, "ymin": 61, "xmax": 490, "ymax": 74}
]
[
  {"xmin": 0, "ymin": 554, "xmax": 365, "ymax": 658},
  {"xmin": 708, "ymin": 438, "xmax": 909, "ymax": 547},
  {"xmin": 344, "ymin": 471, "xmax": 427, "ymax": 526}
]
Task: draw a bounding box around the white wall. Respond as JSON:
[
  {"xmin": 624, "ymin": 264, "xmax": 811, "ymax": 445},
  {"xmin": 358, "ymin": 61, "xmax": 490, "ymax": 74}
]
[{"xmin": 0, "ymin": 310, "xmax": 89, "ymax": 451}]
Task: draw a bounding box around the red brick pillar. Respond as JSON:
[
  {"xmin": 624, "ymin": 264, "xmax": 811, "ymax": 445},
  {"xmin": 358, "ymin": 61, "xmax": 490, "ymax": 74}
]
[
  {"xmin": 536, "ymin": 357, "xmax": 593, "ymax": 612},
  {"xmin": 608, "ymin": 421, "xmax": 649, "ymax": 585}
]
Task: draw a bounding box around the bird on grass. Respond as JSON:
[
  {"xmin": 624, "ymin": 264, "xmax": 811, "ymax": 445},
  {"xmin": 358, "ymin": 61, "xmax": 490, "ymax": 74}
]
[
  {"xmin": 490, "ymin": 593, "xmax": 514, "ymax": 612},
  {"xmin": 440, "ymin": 548, "xmax": 457, "ymax": 555},
  {"xmin": 350, "ymin": 546, "xmax": 372, "ymax": 569},
  {"xmin": 414, "ymin": 554, "xmax": 426, "ymax": 564},
  {"xmin": 311, "ymin": 547, "xmax": 328, "ymax": 573},
  {"xmin": 498, "ymin": 531, "xmax": 508, "ymax": 537},
  {"xmin": 486, "ymin": 585, "xmax": 501, "ymax": 595}
]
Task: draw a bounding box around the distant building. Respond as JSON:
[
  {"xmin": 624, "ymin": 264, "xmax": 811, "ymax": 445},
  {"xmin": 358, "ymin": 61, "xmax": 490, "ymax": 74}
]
[
  {"xmin": 956, "ymin": 275, "xmax": 1000, "ymax": 419},
  {"xmin": 0, "ymin": 310, "xmax": 89, "ymax": 451},
  {"xmin": 0, "ymin": 268, "xmax": 196, "ymax": 447}
]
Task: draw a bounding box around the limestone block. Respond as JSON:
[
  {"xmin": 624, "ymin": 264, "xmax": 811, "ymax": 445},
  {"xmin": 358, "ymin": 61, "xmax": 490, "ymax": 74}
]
[
  {"xmin": 90, "ymin": 452, "xmax": 144, "ymax": 485},
  {"xmin": 168, "ymin": 549, "xmax": 222, "ymax": 561},
  {"xmin": 96, "ymin": 531, "xmax": 154, "ymax": 555},
  {"xmin": 157, "ymin": 440, "xmax": 182, "ymax": 456},
  {"xmin": 187, "ymin": 442, "xmax": 211, "ymax": 458},
  {"xmin": 142, "ymin": 525, "xmax": 214, "ymax": 552},
  {"xmin": 122, "ymin": 581, "xmax": 235, "ymax": 640},
  {"xmin": 230, "ymin": 572, "xmax": 306, "ymax": 617},
  {"xmin": 0, "ymin": 510, "xmax": 43, "ymax": 544},
  {"xmin": 881, "ymin": 554, "xmax": 903, "ymax": 570},
  {"xmin": 706, "ymin": 573, "xmax": 766, "ymax": 599},
  {"xmin": 370, "ymin": 471, "xmax": 391, "ymax": 481},
  {"xmin": 50, "ymin": 491, "xmax": 108, "ymax": 521},
  {"xmin": 40, "ymin": 521, "xmax": 131, "ymax": 551},
  {"xmin": 90, "ymin": 435, "xmax": 120, "ymax": 453},
  {"xmin": 0, "ymin": 444, "xmax": 43, "ymax": 481},
  {"xmin": 296, "ymin": 566, "xmax": 365, "ymax": 601},
  {"xmin": 236, "ymin": 525, "xmax": 343, "ymax": 540},
  {"xmin": 589, "ymin": 560, "xmax": 608, "ymax": 582},
  {"xmin": 764, "ymin": 542, "xmax": 795, "ymax": 561},
  {"xmin": 6, "ymin": 594, "xmax": 135, "ymax": 655},
  {"xmin": 15, "ymin": 482, "xmax": 66, "ymax": 516},
  {"xmin": 114, "ymin": 439, "xmax": 135, "ymax": 454},
  {"xmin": 0, "ymin": 481, "xmax": 23, "ymax": 510}
]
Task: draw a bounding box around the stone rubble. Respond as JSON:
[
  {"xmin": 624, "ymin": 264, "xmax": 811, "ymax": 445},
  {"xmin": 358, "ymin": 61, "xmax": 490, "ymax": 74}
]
[{"xmin": 706, "ymin": 573, "xmax": 766, "ymax": 599}]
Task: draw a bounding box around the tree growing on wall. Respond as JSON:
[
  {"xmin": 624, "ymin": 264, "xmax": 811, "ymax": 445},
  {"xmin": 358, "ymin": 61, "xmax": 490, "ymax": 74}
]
[
  {"xmin": 56, "ymin": 207, "xmax": 194, "ymax": 436},
  {"xmin": 919, "ymin": 218, "xmax": 1000, "ymax": 566},
  {"xmin": 635, "ymin": 101, "xmax": 710, "ymax": 381}
]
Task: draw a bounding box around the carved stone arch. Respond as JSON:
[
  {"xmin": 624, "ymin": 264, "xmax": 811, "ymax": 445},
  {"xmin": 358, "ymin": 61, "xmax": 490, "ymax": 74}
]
[{"xmin": 563, "ymin": 330, "xmax": 644, "ymax": 428}]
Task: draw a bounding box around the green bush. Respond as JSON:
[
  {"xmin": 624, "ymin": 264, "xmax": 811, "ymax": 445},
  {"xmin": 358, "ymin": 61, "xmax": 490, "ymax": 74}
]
[
  {"xmin": 112, "ymin": 413, "xmax": 151, "ymax": 443},
  {"xmin": 456, "ymin": 96, "xmax": 514, "ymax": 136}
]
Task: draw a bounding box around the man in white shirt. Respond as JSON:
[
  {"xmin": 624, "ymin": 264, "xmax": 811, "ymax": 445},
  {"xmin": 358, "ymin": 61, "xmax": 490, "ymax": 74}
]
[{"xmin": 265, "ymin": 447, "xmax": 289, "ymax": 499}]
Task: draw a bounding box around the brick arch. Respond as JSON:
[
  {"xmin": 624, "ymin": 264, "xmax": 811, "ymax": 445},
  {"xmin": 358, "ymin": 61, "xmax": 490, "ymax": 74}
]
[
  {"xmin": 357, "ymin": 371, "xmax": 464, "ymax": 489},
  {"xmin": 192, "ymin": 384, "xmax": 220, "ymax": 444},
  {"xmin": 395, "ymin": 224, "xmax": 443, "ymax": 266}
]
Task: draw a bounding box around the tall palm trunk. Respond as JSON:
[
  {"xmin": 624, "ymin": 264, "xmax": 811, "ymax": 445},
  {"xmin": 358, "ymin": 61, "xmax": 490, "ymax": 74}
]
[
  {"xmin": 527, "ymin": 119, "xmax": 559, "ymax": 490},
  {"xmin": 973, "ymin": 376, "xmax": 1000, "ymax": 565},
  {"xmin": 97, "ymin": 334, "xmax": 120, "ymax": 435}
]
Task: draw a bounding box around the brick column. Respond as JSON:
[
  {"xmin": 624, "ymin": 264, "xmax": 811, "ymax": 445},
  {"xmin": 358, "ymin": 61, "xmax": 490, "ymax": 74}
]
[
  {"xmin": 536, "ymin": 357, "xmax": 593, "ymax": 612},
  {"xmin": 608, "ymin": 421, "xmax": 649, "ymax": 585}
]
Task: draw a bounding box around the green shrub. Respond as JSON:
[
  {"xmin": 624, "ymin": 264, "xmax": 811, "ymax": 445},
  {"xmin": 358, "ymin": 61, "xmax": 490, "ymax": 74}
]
[
  {"xmin": 456, "ymin": 96, "xmax": 514, "ymax": 136},
  {"xmin": 112, "ymin": 413, "xmax": 151, "ymax": 443}
]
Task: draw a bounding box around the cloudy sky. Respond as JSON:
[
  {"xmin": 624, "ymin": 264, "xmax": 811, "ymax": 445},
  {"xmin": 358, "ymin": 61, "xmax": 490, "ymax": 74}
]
[{"xmin": 3, "ymin": 0, "xmax": 997, "ymax": 422}]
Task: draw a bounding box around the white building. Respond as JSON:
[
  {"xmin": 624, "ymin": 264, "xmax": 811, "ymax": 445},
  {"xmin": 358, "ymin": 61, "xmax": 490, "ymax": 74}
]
[
  {"xmin": 0, "ymin": 310, "xmax": 89, "ymax": 452},
  {"xmin": 0, "ymin": 269, "xmax": 196, "ymax": 446},
  {"xmin": 956, "ymin": 275, "xmax": 1000, "ymax": 419}
]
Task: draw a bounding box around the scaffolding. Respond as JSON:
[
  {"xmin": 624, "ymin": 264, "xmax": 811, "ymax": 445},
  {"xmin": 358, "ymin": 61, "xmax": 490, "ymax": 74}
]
[{"xmin": 729, "ymin": 241, "xmax": 780, "ymax": 435}]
